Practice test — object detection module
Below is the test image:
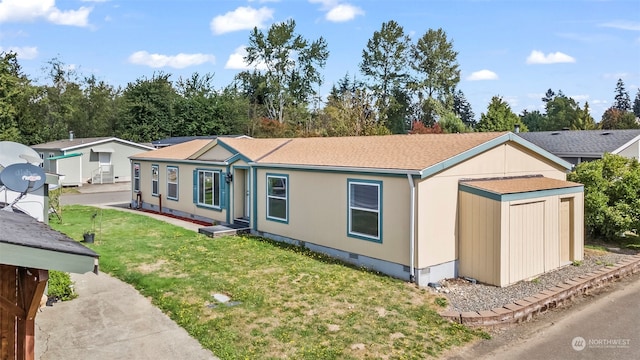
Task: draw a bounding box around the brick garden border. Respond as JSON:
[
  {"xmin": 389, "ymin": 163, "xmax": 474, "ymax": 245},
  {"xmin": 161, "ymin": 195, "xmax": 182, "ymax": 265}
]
[{"xmin": 440, "ymin": 254, "xmax": 640, "ymax": 329}]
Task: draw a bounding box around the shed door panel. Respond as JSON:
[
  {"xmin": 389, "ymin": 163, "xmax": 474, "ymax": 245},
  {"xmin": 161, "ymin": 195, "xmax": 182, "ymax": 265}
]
[
  {"xmin": 509, "ymin": 201, "xmax": 544, "ymax": 283},
  {"xmin": 559, "ymin": 198, "xmax": 572, "ymax": 264}
]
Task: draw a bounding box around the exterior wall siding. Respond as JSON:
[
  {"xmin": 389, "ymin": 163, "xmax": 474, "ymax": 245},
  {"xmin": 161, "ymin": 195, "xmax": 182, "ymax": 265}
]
[
  {"xmin": 417, "ymin": 142, "xmax": 568, "ymax": 270},
  {"xmin": 253, "ymin": 168, "xmax": 411, "ymax": 266},
  {"xmin": 617, "ymin": 140, "xmax": 640, "ymax": 159},
  {"xmin": 133, "ymin": 160, "xmax": 228, "ymax": 224}
]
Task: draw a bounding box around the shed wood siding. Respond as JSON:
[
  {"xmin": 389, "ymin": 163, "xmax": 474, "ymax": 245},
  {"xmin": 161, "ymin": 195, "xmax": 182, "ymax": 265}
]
[
  {"xmin": 458, "ymin": 191, "xmax": 501, "ymax": 285},
  {"xmin": 417, "ymin": 142, "xmax": 568, "ymax": 269},
  {"xmin": 459, "ymin": 187, "xmax": 584, "ymax": 287},
  {"xmin": 508, "ymin": 201, "xmax": 545, "ymax": 282},
  {"xmin": 254, "ymin": 169, "xmax": 411, "ymax": 265}
]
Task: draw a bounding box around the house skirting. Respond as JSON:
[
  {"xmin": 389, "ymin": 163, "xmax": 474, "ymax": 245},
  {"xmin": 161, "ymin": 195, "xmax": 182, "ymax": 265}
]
[
  {"xmin": 133, "ymin": 202, "xmax": 216, "ymax": 225},
  {"xmin": 253, "ymin": 231, "xmax": 458, "ymax": 287}
]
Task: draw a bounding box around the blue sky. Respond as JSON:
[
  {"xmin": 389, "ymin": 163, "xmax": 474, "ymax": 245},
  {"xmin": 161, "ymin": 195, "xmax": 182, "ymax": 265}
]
[{"xmin": 1, "ymin": 0, "xmax": 639, "ymax": 122}]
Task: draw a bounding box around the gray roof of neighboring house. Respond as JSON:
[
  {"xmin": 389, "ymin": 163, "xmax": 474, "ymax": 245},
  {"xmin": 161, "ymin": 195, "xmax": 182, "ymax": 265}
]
[
  {"xmin": 516, "ymin": 130, "xmax": 640, "ymax": 157},
  {"xmin": 32, "ymin": 137, "xmax": 154, "ymax": 151},
  {"xmin": 151, "ymin": 135, "xmax": 248, "ymax": 148}
]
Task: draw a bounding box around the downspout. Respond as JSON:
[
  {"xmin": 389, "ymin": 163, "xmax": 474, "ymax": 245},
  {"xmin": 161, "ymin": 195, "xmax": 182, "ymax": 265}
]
[{"xmin": 407, "ymin": 173, "xmax": 416, "ymax": 283}]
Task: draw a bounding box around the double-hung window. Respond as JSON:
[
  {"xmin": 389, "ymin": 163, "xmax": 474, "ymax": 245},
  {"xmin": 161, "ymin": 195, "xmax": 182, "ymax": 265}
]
[
  {"xmin": 167, "ymin": 166, "xmax": 178, "ymax": 200},
  {"xmin": 197, "ymin": 170, "xmax": 221, "ymax": 208},
  {"xmin": 348, "ymin": 180, "xmax": 381, "ymax": 242},
  {"xmin": 151, "ymin": 165, "xmax": 159, "ymax": 196},
  {"xmin": 266, "ymin": 174, "xmax": 288, "ymax": 222},
  {"xmin": 133, "ymin": 163, "xmax": 140, "ymax": 192}
]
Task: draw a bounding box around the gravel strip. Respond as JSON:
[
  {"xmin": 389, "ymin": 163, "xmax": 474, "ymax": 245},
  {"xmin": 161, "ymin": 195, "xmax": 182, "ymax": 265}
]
[{"xmin": 438, "ymin": 250, "xmax": 636, "ymax": 313}]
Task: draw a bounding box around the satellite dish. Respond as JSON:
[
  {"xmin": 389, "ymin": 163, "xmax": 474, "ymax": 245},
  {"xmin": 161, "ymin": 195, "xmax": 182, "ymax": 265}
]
[
  {"xmin": 0, "ymin": 163, "xmax": 46, "ymax": 193},
  {"xmin": 0, "ymin": 141, "xmax": 42, "ymax": 167}
]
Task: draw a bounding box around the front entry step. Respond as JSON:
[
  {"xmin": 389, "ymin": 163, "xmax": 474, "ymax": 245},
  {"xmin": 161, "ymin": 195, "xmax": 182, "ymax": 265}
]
[{"xmin": 199, "ymin": 222, "xmax": 250, "ymax": 238}]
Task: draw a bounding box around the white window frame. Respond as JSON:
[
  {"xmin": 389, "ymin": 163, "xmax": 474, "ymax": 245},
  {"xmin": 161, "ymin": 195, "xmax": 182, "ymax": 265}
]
[
  {"xmin": 167, "ymin": 166, "xmax": 179, "ymax": 200},
  {"xmin": 197, "ymin": 169, "xmax": 221, "ymax": 208},
  {"xmin": 266, "ymin": 174, "xmax": 288, "ymax": 223},
  {"xmin": 151, "ymin": 164, "xmax": 159, "ymax": 196},
  {"xmin": 348, "ymin": 180, "xmax": 382, "ymax": 242},
  {"xmin": 133, "ymin": 163, "xmax": 140, "ymax": 192}
]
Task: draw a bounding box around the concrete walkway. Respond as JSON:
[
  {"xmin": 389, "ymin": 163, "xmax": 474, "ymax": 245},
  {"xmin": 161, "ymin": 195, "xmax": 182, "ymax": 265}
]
[{"xmin": 36, "ymin": 185, "xmax": 218, "ymax": 360}]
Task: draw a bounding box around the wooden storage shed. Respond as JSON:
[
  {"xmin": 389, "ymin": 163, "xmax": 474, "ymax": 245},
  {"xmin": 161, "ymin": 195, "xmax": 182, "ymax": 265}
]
[{"xmin": 458, "ymin": 175, "xmax": 584, "ymax": 287}]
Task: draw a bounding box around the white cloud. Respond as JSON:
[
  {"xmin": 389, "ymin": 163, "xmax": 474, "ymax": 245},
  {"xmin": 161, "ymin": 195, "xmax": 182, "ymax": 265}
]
[
  {"xmin": 210, "ymin": 6, "xmax": 274, "ymax": 35},
  {"xmin": 0, "ymin": 46, "xmax": 38, "ymax": 59},
  {"xmin": 526, "ymin": 50, "xmax": 575, "ymax": 64},
  {"xmin": 326, "ymin": 4, "xmax": 364, "ymax": 22},
  {"xmin": 310, "ymin": 0, "xmax": 364, "ymax": 22},
  {"xmin": 0, "ymin": 0, "xmax": 92, "ymax": 27},
  {"xmin": 128, "ymin": 51, "xmax": 215, "ymax": 69},
  {"xmin": 599, "ymin": 20, "xmax": 640, "ymax": 31},
  {"xmin": 225, "ymin": 46, "xmax": 267, "ymax": 70},
  {"xmin": 571, "ymin": 94, "xmax": 590, "ymax": 103},
  {"xmin": 467, "ymin": 69, "xmax": 498, "ymax": 81}
]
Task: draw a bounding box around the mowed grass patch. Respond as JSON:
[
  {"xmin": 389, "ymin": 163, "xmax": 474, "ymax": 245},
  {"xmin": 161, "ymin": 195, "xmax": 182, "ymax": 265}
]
[{"xmin": 52, "ymin": 205, "xmax": 488, "ymax": 359}]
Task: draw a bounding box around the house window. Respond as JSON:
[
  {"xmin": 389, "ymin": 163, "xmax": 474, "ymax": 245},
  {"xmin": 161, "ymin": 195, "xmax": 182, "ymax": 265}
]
[
  {"xmin": 133, "ymin": 163, "xmax": 140, "ymax": 192},
  {"xmin": 151, "ymin": 165, "xmax": 159, "ymax": 196},
  {"xmin": 197, "ymin": 170, "xmax": 221, "ymax": 208},
  {"xmin": 266, "ymin": 174, "xmax": 288, "ymax": 222},
  {"xmin": 348, "ymin": 180, "xmax": 382, "ymax": 242},
  {"xmin": 167, "ymin": 166, "xmax": 178, "ymax": 200},
  {"xmin": 39, "ymin": 153, "xmax": 44, "ymax": 168}
]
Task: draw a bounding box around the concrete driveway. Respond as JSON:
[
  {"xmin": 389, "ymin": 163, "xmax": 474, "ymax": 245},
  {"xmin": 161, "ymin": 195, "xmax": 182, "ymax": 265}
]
[{"xmin": 36, "ymin": 184, "xmax": 218, "ymax": 360}]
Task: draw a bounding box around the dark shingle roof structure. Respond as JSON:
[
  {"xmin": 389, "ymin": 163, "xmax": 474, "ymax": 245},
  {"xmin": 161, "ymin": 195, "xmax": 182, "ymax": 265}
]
[
  {"xmin": 0, "ymin": 210, "xmax": 98, "ymax": 258},
  {"xmin": 517, "ymin": 130, "xmax": 640, "ymax": 157}
]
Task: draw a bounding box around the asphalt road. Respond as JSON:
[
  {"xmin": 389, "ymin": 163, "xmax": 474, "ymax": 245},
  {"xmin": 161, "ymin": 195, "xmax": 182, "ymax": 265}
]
[
  {"xmin": 60, "ymin": 190, "xmax": 131, "ymax": 206},
  {"xmin": 447, "ymin": 272, "xmax": 640, "ymax": 360}
]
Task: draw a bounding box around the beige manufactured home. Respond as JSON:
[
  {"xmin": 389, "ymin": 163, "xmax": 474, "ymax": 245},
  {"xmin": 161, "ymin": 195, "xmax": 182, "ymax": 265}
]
[{"xmin": 130, "ymin": 132, "xmax": 584, "ymax": 287}]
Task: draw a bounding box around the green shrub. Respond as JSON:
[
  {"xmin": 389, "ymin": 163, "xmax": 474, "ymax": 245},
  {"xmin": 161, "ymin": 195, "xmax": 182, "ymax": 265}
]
[
  {"xmin": 48, "ymin": 270, "xmax": 77, "ymax": 301},
  {"xmin": 568, "ymin": 154, "xmax": 640, "ymax": 239}
]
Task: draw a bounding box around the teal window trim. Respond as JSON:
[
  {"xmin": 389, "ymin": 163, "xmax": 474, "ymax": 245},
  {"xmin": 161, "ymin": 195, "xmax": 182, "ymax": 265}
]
[
  {"xmin": 166, "ymin": 166, "xmax": 179, "ymax": 201},
  {"xmin": 133, "ymin": 162, "xmax": 141, "ymax": 193},
  {"xmin": 151, "ymin": 164, "xmax": 159, "ymax": 197},
  {"xmin": 266, "ymin": 173, "xmax": 288, "ymax": 223},
  {"xmin": 195, "ymin": 169, "xmax": 222, "ymax": 210},
  {"xmin": 347, "ymin": 179, "xmax": 382, "ymax": 243}
]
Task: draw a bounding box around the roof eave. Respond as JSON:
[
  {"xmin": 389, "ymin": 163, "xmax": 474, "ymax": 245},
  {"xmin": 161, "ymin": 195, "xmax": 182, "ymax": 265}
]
[{"xmin": 249, "ymin": 162, "xmax": 421, "ymax": 176}]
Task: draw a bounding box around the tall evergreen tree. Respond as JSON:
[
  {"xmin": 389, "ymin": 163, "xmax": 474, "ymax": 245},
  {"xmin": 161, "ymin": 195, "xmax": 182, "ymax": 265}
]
[
  {"xmin": 632, "ymin": 88, "xmax": 640, "ymax": 119},
  {"xmin": 452, "ymin": 89, "xmax": 475, "ymax": 127},
  {"xmin": 520, "ymin": 110, "xmax": 546, "ymax": 132},
  {"xmin": 613, "ymin": 78, "xmax": 631, "ymax": 111},
  {"xmin": 476, "ymin": 96, "xmax": 527, "ymax": 132}
]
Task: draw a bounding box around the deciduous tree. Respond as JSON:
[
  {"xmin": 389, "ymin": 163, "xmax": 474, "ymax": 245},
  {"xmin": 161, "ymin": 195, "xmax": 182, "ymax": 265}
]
[
  {"xmin": 408, "ymin": 28, "xmax": 460, "ymax": 125},
  {"xmin": 359, "ymin": 20, "xmax": 410, "ymax": 129},
  {"xmin": 245, "ymin": 19, "xmax": 329, "ymax": 124}
]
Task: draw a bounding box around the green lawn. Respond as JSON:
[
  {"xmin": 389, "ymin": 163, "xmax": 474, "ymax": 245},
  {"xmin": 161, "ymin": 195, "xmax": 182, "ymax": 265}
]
[{"xmin": 51, "ymin": 205, "xmax": 487, "ymax": 359}]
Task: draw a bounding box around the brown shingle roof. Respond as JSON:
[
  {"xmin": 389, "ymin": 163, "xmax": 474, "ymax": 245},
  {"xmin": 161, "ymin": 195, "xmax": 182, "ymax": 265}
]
[
  {"xmin": 131, "ymin": 139, "xmax": 214, "ymax": 160},
  {"xmin": 219, "ymin": 138, "xmax": 292, "ymax": 161},
  {"xmin": 251, "ymin": 132, "xmax": 506, "ymax": 170},
  {"xmin": 461, "ymin": 176, "xmax": 582, "ymax": 194}
]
